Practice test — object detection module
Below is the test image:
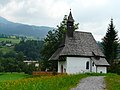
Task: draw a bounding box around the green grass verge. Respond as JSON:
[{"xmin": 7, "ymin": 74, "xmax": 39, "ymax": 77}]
[
  {"xmin": 0, "ymin": 73, "xmax": 31, "ymax": 82},
  {"xmin": 0, "ymin": 74, "xmax": 88, "ymax": 90},
  {"xmin": 105, "ymin": 73, "xmax": 120, "ymax": 90}
]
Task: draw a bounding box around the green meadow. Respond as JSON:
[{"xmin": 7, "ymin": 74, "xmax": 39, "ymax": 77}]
[
  {"xmin": 0, "ymin": 73, "xmax": 119, "ymax": 90},
  {"xmin": 0, "ymin": 38, "xmax": 20, "ymax": 44},
  {"xmin": 0, "ymin": 73, "xmax": 88, "ymax": 90},
  {"xmin": 0, "ymin": 73, "xmax": 30, "ymax": 82}
]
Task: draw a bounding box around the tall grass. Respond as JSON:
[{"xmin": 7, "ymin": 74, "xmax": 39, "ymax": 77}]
[
  {"xmin": 0, "ymin": 73, "xmax": 31, "ymax": 82},
  {"xmin": 0, "ymin": 74, "xmax": 88, "ymax": 90},
  {"xmin": 105, "ymin": 73, "xmax": 120, "ymax": 90}
]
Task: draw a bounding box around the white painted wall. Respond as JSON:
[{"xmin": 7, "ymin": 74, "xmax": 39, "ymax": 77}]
[
  {"xmin": 66, "ymin": 57, "xmax": 90, "ymax": 74},
  {"xmin": 58, "ymin": 61, "xmax": 67, "ymax": 73},
  {"xmin": 58, "ymin": 57, "xmax": 107, "ymax": 74},
  {"xmin": 97, "ymin": 66, "xmax": 107, "ymax": 73}
]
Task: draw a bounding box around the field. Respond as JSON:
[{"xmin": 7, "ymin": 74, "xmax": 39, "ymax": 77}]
[
  {"xmin": 0, "ymin": 37, "xmax": 20, "ymax": 54},
  {"xmin": 0, "ymin": 38, "xmax": 20, "ymax": 44},
  {"xmin": 0, "ymin": 73, "xmax": 88, "ymax": 90},
  {"xmin": 0, "ymin": 73, "xmax": 120, "ymax": 90},
  {"xmin": 0, "ymin": 73, "xmax": 31, "ymax": 82}
]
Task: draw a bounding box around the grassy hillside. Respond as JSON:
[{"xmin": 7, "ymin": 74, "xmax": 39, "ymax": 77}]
[
  {"xmin": 0, "ymin": 16, "xmax": 52, "ymax": 38},
  {"xmin": 0, "ymin": 38, "xmax": 20, "ymax": 44},
  {"xmin": 0, "ymin": 37, "xmax": 20, "ymax": 54}
]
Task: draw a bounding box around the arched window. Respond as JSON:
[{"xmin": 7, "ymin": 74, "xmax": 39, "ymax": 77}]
[{"xmin": 86, "ymin": 61, "xmax": 89, "ymax": 69}]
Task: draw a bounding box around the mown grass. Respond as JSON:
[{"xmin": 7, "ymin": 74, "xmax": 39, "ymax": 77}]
[
  {"xmin": 105, "ymin": 73, "xmax": 120, "ymax": 90},
  {"xmin": 0, "ymin": 74, "xmax": 88, "ymax": 90},
  {"xmin": 0, "ymin": 73, "xmax": 31, "ymax": 82}
]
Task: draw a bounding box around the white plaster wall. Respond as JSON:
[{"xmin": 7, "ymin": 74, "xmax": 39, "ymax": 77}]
[
  {"xmin": 66, "ymin": 57, "xmax": 90, "ymax": 74},
  {"xmin": 58, "ymin": 61, "xmax": 67, "ymax": 73},
  {"xmin": 97, "ymin": 66, "xmax": 107, "ymax": 73}
]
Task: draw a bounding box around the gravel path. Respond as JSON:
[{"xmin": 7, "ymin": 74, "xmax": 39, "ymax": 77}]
[{"xmin": 71, "ymin": 76, "xmax": 106, "ymax": 90}]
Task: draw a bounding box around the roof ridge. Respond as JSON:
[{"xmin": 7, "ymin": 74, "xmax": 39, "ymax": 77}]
[{"xmin": 75, "ymin": 31, "xmax": 92, "ymax": 34}]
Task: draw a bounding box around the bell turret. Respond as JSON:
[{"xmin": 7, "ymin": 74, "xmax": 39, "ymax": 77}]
[{"xmin": 67, "ymin": 10, "xmax": 74, "ymax": 37}]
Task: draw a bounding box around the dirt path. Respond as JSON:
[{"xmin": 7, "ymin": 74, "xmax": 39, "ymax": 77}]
[{"xmin": 71, "ymin": 76, "xmax": 106, "ymax": 90}]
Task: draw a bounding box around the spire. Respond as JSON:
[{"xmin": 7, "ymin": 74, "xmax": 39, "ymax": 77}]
[
  {"xmin": 68, "ymin": 9, "xmax": 74, "ymax": 22},
  {"xmin": 67, "ymin": 9, "xmax": 74, "ymax": 37}
]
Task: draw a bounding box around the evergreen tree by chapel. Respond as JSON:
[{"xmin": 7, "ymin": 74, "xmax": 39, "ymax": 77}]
[{"xmin": 102, "ymin": 19, "xmax": 119, "ymax": 67}]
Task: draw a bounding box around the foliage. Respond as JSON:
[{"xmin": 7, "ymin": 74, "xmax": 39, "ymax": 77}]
[
  {"xmin": 102, "ymin": 19, "xmax": 119, "ymax": 72},
  {"xmin": 23, "ymin": 63, "xmax": 36, "ymax": 75},
  {"xmin": 3, "ymin": 51, "xmax": 16, "ymax": 58},
  {"xmin": 0, "ymin": 46, "xmax": 13, "ymax": 54},
  {"xmin": 85, "ymin": 72, "xmax": 106, "ymax": 76},
  {"xmin": 15, "ymin": 40, "xmax": 44, "ymax": 60},
  {"xmin": 0, "ymin": 53, "xmax": 36, "ymax": 74},
  {"xmin": 41, "ymin": 15, "xmax": 79, "ymax": 70},
  {"xmin": 109, "ymin": 61, "xmax": 120, "ymax": 75},
  {"xmin": 0, "ymin": 74, "xmax": 87, "ymax": 90},
  {"xmin": 105, "ymin": 73, "xmax": 120, "ymax": 90}
]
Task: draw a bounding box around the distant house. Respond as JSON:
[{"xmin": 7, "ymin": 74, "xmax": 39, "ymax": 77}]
[
  {"xmin": 23, "ymin": 60, "xmax": 39, "ymax": 67},
  {"xmin": 5, "ymin": 43, "xmax": 12, "ymax": 47},
  {"xmin": 49, "ymin": 11, "xmax": 109, "ymax": 74}
]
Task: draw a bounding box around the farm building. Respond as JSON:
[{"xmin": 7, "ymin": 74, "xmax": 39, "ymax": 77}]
[
  {"xmin": 23, "ymin": 60, "xmax": 39, "ymax": 67},
  {"xmin": 49, "ymin": 11, "xmax": 109, "ymax": 74}
]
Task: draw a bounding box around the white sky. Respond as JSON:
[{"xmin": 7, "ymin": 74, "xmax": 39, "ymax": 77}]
[{"xmin": 0, "ymin": 0, "xmax": 120, "ymax": 41}]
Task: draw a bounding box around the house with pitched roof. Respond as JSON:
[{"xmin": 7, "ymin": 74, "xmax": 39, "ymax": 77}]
[{"xmin": 49, "ymin": 11, "xmax": 109, "ymax": 74}]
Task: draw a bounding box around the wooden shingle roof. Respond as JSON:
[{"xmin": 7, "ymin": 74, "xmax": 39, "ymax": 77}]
[
  {"xmin": 91, "ymin": 57, "xmax": 109, "ymax": 66},
  {"xmin": 49, "ymin": 31, "xmax": 105, "ymax": 60}
]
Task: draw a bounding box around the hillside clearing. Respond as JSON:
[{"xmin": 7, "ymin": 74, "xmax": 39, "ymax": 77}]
[{"xmin": 0, "ymin": 38, "xmax": 20, "ymax": 44}]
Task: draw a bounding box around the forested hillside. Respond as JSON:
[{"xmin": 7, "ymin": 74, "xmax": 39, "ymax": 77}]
[{"xmin": 0, "ymin": 16, "xmax": 54, "ymax": 38}]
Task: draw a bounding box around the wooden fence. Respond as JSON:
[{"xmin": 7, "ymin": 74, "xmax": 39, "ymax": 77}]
[
  {"xmin": 32, "ymin": 71, "xmax": 53, "ymax": 76},
  {"xmin": 32, "ymin": 71, "xmax": 66, "ymax": 76}
]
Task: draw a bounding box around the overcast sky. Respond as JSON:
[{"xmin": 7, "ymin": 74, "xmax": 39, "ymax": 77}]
[{"xmin": 0, "ymin": 0, "xmax": 120, "ymax": 41}]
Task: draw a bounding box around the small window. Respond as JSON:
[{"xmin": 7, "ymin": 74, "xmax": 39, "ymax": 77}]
[{"xmin": 86, "ymin": 61, "xmax": 89, "ymax": 69}]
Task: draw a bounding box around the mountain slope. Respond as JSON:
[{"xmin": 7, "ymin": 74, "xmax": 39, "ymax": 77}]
[{"xmin": 0, "ymin": 16, "xmax": 54, "ymax": 38}]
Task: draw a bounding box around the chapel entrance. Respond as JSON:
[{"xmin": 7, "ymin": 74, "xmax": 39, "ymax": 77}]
[{"xmin": 61, "ymin": 65, "xmax": 63, "ymax": 73}]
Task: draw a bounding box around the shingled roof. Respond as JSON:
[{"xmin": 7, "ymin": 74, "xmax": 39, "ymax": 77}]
[
  {"xmin": 91, "ymin": 57, "xmax": 109, "ymax": 66},
  {"xmin": 49, "ymin": 31, "xmax": 105, "ymax": 60},
  {"xmin": 49, "ymin": 11, "xmax": 109, "ymax": 66}
]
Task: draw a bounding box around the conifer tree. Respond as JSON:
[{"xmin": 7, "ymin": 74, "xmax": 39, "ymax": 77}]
[{"xmin": 102, "ymin": 19, "xmax": 119, "ymax": 67}]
